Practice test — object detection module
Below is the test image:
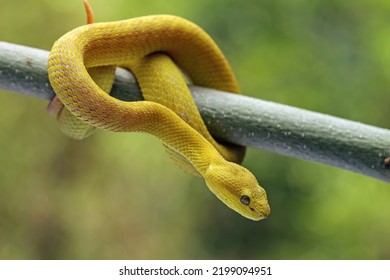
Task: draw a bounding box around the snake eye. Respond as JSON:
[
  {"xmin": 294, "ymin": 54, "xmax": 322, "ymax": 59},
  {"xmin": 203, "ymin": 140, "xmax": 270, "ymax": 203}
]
[{"xmin": 240, "ymin": 195, "xmax": 250, "ymax": 206}]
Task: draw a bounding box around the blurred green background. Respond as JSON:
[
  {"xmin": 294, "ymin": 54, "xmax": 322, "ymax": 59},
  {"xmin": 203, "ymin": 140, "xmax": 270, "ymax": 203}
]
[{"xmin": 1, "ymin": 0, "xmax": 390, "ymax": 259}]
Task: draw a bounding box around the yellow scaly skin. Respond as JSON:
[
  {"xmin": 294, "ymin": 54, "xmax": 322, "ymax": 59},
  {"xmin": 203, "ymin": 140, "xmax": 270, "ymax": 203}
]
[{"xmin": 48, "ymin": 11, "xmax": 270, "ymax": 220}]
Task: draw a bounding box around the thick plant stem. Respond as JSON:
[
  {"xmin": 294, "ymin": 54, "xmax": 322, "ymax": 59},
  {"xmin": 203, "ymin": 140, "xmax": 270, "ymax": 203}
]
[{"xmin": 1, "ymin": 41, "xmax": 390, "ymax": 182}]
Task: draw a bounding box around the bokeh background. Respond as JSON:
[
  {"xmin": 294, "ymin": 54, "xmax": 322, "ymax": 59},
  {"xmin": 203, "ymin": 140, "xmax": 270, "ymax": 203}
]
[{"xmin": 1, "ymin": 0, "xmax": 390, "ymax": 259}]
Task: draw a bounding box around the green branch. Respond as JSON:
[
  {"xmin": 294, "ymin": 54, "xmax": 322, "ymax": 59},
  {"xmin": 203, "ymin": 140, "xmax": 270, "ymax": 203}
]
[{"xmin": 1, "ymin": 41, "xmax": 390, "ymax": 182}]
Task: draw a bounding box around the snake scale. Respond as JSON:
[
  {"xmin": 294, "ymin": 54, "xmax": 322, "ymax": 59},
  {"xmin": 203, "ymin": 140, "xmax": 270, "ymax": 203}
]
[{"xmin": 48, "ymin": 0, "xmax": 270, "ymax": 221}]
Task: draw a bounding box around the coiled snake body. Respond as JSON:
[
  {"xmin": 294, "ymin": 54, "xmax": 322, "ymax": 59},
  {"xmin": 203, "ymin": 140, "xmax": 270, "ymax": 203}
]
[{"xmin": 48, "ymin": 7, "xmax": 270, "ymax": 220}]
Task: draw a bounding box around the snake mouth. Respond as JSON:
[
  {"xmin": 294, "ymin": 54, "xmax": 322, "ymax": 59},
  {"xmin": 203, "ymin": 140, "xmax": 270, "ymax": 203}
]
[{"xmin": 250, "ymin": 205, "xmax": 271, "ymax": 220}]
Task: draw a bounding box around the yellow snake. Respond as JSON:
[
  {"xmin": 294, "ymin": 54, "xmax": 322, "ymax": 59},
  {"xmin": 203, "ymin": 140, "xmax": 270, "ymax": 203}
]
[{"xmin": 47, "ymin": 1, "xmax": 270, "ymax": 221}]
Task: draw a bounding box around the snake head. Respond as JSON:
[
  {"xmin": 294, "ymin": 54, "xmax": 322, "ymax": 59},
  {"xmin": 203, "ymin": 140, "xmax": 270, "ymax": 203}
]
[{"xmin": 204, "ymin": 162, "xmax": 270, "ymax": 221}]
